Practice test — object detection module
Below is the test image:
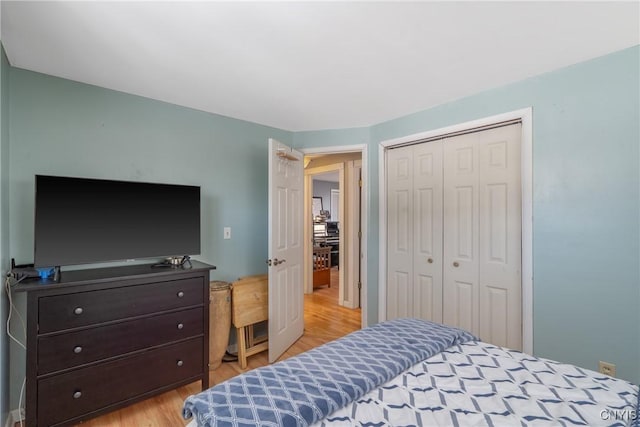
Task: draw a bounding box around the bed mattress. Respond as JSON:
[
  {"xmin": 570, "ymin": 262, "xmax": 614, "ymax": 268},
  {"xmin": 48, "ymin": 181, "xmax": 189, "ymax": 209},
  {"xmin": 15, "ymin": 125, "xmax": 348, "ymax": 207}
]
[
  {"xmin": 315, "ymin": 340, "xmax": 639, "ymax": 426},
  {"xmin": 183, "ymin": 319, "xmax": 639, "ymax": 427}
]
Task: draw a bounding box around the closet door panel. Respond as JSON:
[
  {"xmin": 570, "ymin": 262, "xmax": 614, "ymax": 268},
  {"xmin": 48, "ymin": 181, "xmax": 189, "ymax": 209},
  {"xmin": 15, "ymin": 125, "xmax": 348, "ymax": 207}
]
[
  {"xmin": 413, "ymin": 142, "xmax": 443, "ymax": 322},
  {"xmin": 478, "ymin": 125, "xmax": 522, "ymax": 350},
  {"xmin": 385, "ymin": 123, "xmax": 522, "ymax": 348},
  {"xmin": 386, "ymin": 146, "xmax": 413, "ymax": 320},
  {"xmin": 443, "ymin": 133, "xmax": 480, "ymax": 335}
]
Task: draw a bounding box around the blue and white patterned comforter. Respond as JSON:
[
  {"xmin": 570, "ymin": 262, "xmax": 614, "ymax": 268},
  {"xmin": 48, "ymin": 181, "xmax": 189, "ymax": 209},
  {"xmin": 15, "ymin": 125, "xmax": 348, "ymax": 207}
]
[
  {"xmin": 183, "ymin": 318, "xmax": 475, "ymax": 426},
  {"xmin": 316, "ymin": 341, "xmax": 639, "ymax": 427}
]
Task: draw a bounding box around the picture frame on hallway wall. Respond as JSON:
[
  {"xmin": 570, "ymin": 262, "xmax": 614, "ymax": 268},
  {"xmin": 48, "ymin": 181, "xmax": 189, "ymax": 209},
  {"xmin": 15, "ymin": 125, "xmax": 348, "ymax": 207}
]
[{"xmin": 312, "ymin": 197, "xmax": 323, "ymax": 218}]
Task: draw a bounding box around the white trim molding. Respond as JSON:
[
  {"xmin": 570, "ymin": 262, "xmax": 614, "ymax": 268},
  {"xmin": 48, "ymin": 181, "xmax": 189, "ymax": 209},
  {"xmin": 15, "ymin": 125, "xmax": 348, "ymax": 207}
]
[{"xmin": 378, "ymin": 108, "xmax": 534, "ymax": 354}]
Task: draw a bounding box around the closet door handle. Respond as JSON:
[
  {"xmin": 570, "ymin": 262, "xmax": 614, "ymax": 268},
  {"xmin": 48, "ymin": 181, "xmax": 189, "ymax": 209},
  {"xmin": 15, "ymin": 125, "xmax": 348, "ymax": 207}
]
[
  {"xmin": 427, "ymin": 258, "xmax": 433, "ymax": 264},
  {"xmin": 453, "ymin": 261, "xmax": 459, "ymax": 267}
]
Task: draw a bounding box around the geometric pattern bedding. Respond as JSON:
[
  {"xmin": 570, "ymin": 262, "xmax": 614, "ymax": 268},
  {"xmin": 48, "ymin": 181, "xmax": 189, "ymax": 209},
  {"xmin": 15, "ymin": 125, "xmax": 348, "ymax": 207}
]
[
  {"xmin": 315, "ymin": 341, "xmax": 640, "ymax": 427},
  {"xmin": 183, "ymin": 318, "xmax": 476, "ymax": 426}
]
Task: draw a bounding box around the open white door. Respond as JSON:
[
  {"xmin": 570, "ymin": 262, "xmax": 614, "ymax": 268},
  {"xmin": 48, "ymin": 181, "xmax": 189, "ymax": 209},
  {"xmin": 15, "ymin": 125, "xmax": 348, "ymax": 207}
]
[{"xmin": 268, "ymin": 138, "xmax": 304, "ymax": 363}]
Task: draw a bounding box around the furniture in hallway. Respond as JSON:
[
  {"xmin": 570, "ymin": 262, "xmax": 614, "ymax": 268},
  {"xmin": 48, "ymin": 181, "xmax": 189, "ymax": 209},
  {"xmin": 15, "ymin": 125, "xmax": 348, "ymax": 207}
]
[
  {"xmin": 312, "ymin": 246, "xmax": 331, "ymax": 288},
  {"xmin": 313, "ymin": 221, "xmax": 340, "ymax": 267}
]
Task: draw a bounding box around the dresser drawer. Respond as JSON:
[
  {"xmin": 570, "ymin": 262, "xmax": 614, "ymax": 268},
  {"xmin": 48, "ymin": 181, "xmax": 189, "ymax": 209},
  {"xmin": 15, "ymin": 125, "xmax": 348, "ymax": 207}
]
[
  {"xmin": 38, "ymin": 307, "xmax": 203, "ymax": 375},
  {"xmin": 37, "ymin": 337, "xmax": 203, "ymax": 427},
  {"xmin": 39, "ymin": 277, "xmax": 204, "ymax": 333}
]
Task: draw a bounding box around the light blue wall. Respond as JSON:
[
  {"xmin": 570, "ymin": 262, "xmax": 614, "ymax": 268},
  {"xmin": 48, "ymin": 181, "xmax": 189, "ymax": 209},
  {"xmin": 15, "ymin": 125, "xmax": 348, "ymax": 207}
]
[
  {"xmin": 9, "ymin": 68, "xmax": 292, "ymax": 275},
  {"xmin": 295, "ymin": 46, "xmax": 640, "ymax": 384},
  {"xmin": 0, "ymin": 44, "xmax": 10, "ymax": 424},
  {"xmin": 7, "ymin": 67, "xmax": 292, "ymax": 407}
]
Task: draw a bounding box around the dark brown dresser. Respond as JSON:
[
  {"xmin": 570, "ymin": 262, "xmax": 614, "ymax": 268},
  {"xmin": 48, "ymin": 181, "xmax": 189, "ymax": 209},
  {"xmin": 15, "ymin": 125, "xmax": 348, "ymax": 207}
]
[{"xmin": 15, "ymin": 261, "xmax": 215, "ymax": 427}]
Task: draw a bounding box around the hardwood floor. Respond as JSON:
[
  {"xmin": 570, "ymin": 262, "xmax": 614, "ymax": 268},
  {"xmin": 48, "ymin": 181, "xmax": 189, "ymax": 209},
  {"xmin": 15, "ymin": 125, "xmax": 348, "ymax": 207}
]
[{"xmin": 68, "ymin": 268, "xmax": 360, "ymax": 427}]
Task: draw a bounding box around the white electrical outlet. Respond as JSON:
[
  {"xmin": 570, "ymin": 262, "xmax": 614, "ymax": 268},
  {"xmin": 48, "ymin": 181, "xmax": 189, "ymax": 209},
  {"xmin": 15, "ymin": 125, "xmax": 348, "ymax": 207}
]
[
  {"xmin": 223, "ymin": 227, "xmax": 231, "ymax": 240},
  {"xmin": 598, "ymin": 361, "xmax": 616, "ymax": 377}
]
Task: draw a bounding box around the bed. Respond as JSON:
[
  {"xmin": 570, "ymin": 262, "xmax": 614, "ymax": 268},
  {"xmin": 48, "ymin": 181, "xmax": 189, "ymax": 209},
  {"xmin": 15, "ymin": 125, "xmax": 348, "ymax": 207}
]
[{"xmin": 183, "ymin": 318, "xmax": 639, "ymax": 426}]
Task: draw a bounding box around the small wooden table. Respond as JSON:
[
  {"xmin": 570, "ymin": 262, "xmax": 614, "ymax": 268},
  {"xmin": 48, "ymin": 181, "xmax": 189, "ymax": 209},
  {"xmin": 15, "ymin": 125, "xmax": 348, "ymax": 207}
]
[{"xmin": 231, "ymin": 274, "xmax": 269, "ymax": 369}]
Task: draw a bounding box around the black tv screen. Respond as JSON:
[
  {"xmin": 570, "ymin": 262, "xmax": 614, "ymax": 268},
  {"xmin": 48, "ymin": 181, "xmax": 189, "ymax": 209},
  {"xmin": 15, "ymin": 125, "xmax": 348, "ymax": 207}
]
[{"xmin": 34, "ymin": 175, "xmax": 201, "ymax": 267}]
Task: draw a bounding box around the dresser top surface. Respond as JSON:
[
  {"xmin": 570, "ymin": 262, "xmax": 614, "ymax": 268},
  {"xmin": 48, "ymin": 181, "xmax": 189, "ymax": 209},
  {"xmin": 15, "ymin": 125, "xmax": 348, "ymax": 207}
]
[{"xmin": 14, "ymin": 260, "xmax": 216, "ymax": 292}]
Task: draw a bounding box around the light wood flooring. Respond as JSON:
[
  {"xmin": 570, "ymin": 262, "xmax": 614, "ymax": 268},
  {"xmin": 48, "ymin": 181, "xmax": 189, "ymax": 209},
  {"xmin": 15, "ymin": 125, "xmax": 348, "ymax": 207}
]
[{"xmin": 64, "ymin": 267, "xmax": 360, "ymax": 427}]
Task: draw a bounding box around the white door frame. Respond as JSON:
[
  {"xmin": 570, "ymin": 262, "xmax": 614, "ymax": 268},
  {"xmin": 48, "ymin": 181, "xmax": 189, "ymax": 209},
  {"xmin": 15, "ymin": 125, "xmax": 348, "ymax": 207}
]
[
  {"xmin": 346, "ymin": 159, "xmax": 362, "ymax": 309},
  {"xmin": 301, "ymin": 144, "xmax": 368, "ymax": 327},
  {"xmin": 378, "ymin": 108, "xmax": 533, "ymax": 354},
  {"xmin": 330, "ymin": 189, "xmax": 340, "ymax": 222}
]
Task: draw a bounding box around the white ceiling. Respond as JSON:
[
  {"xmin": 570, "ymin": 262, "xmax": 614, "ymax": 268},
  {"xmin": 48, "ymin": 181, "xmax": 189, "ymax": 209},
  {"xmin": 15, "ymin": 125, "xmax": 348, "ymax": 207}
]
[
  {"xmin": 2, "ymin": 1, "xmax": 638, "ymax": 132},
  {"xmin": 313, "ymin": 171, "xmax": 339, "ymax": 183}
]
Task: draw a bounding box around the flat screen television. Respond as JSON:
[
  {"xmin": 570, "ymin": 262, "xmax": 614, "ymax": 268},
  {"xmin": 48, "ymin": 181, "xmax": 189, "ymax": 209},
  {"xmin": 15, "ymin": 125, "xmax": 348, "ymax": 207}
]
[{"xmin": 34, "ymin": 175, "xmax": 201, "ymax": 268}]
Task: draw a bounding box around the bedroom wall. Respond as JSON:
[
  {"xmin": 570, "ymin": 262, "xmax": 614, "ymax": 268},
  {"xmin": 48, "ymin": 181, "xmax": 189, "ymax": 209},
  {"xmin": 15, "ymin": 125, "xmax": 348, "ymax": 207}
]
[
  {"xmin": 294, "ymin": 45, "xmax": 640, "ymax": 384},
  {"xmin": 0, "ymin": 43, "xmax": 10, "ymax": 425},
  {"xmin": 7, "ymin": 67, "xmax": 292, "ymax": 408}
]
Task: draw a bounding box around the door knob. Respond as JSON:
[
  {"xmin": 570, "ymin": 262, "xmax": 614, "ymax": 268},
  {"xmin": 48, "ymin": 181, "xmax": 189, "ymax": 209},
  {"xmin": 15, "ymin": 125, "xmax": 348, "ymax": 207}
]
[
  {"xmin": 427, "ymin": 258, "xmax": 433, "ymax": 264},
  {"xmin": 453, "ymin": 261, "xmax": 459, "ymax": 267}
]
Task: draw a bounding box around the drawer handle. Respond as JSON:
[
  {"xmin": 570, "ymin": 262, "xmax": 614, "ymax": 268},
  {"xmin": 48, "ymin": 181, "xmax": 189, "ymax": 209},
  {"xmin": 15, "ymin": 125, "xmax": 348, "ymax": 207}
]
[
  {"xmin": 74, "ymin": 307, "xmax": 84, "ymax": 315},
  {"xmin": 177, "ymin": 291, "xmax": 185, "ymax": 298},
  {"xmin": 177, "ymin": 323, "xmax": 184, "ymax": 330},
  {"xmin": 73, "ymin": 346, "xmax": 83, "ymax": 354},
  {"xmin": 73, "ymin": 391, "xmax": 82, "ymax": 399},
  {"xmin": 177, "ymin": 360, "xmax": 184, "ymax": 367}
]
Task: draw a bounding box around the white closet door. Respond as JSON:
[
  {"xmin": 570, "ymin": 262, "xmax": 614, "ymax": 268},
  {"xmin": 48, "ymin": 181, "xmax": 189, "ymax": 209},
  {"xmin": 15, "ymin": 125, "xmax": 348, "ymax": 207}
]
[
  {"xmin": 443, "ymin": 132, "xmax": 481, "ymax": 335},
  {"xmin": 412, "ymin": 142, "xmax": 443, "ymax": 322},
  {"xmin": 387, "ymin": 143, "xmax": 443, "ymax": 322},
  {"xmin": 443, "ymin": 125, "xmax": 522, "ymax": 349},
  {"xmin": 386, "ymin": 146, "xmax": 413, "ymax": 319},
  {"xmin": 478, "ymin": 125, "xmax": 522, "ymax": 350}
]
